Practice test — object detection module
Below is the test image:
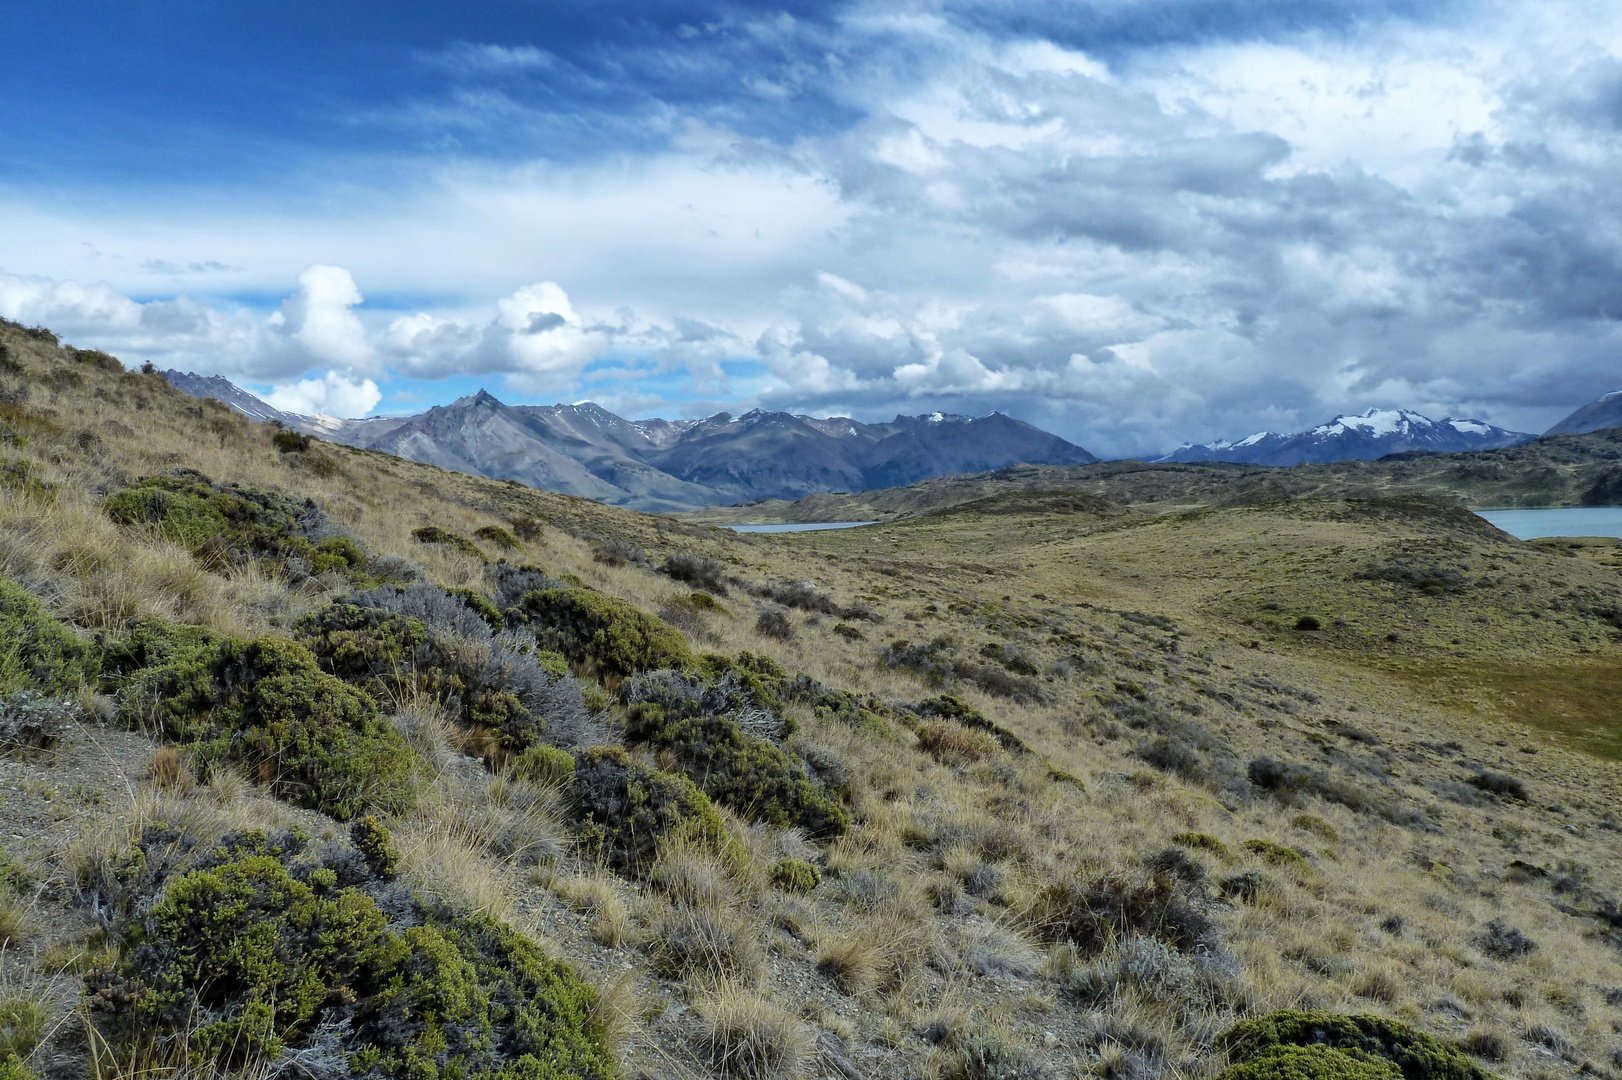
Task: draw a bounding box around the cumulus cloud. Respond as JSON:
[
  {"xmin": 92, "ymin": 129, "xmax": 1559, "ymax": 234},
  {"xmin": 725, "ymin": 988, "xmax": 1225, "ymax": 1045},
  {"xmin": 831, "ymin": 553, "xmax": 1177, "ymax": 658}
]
[
  {"xmin": 9, "ymin": 0, "xmax": 1622, "ymax": 451},
  {"xmin": 278, "ymin": 265, "xmax": 374, "ymax": 370},
  {"xmin": 266, "ymin": 370, "xmax": 382, "ymax": 417}
]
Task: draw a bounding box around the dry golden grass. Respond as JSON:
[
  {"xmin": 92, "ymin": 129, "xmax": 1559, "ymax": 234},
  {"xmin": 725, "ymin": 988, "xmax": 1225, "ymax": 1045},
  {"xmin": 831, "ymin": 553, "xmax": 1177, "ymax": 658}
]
[
  {"xmin": 6, "ymin": 326, "xmax": 1622, "ymax": 1078},
  {"xmin": 145, "ymin": 747, "xmax": 193, "ymax": 792},
  {"xmin": 695, "ymin": 982, "xmax": 812, "ymax": 1080}
]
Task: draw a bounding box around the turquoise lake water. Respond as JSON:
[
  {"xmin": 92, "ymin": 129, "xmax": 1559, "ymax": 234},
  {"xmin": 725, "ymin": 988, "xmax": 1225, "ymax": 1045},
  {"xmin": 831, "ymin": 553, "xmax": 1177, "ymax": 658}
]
[
  {"xmin": 1475, "ymin": 507, "xmax": 1622, "ymax": 539},
  {"xmin": 724, "ymin": 521, "xmax": 876, "ymax": 533}
]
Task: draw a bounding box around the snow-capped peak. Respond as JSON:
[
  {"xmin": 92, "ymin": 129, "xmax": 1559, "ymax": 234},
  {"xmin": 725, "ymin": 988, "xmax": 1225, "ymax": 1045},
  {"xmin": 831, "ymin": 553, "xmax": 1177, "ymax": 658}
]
[
  {"xmin": 1312, "ymin": 408, "xmax": 1434, "ymax": 438},
  {"xmin": 927, "ymin": 411, "xmax": 945, "ymax": 423},
  {"xmin": 1234, "ymin": 431, "xmax": 1273, "ymax": 447}
]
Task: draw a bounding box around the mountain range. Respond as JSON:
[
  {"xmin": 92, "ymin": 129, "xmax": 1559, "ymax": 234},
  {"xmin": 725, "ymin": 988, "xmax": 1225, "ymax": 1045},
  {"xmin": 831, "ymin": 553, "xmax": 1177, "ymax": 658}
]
[
  {"xmin": 161, "ymin": 373, "xmax": 1097, "ymax": 511},
  {"xmin": 1157, "ymin": 408, "xmax": 1535, "ymax": 466},
  {"xmin": 163, "ymin": 370, "xmax": 1622, "ymax": 508}
]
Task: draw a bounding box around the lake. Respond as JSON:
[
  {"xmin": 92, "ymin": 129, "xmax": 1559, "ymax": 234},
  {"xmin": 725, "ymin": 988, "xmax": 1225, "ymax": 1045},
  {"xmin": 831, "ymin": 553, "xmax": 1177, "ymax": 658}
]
[
  {"xmin": 1476, "ymin": 507, "xmax": 1622, "ymax": 539},
  {"xmin": 724, "ymin": 521, "xmax": 876, "ymax": 534}
]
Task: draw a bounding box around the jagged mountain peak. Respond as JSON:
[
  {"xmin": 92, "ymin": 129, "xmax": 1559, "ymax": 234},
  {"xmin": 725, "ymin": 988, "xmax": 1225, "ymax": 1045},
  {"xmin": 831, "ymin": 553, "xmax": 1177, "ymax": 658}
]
[{"xmin": 159, "ymin": 371, "xmax": 1094, "ymax": 510}]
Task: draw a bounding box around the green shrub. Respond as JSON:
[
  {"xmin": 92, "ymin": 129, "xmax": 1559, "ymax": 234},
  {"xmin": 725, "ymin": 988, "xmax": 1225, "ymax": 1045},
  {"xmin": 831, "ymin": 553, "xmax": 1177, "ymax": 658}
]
[
  {"xmin": 473, "ymin": 525, "xmax": 520, "ymax": 550},
  {"xmin": 89, "ymin": 828, "xmax": 618, "ymax": 1079},
  {"xmin": 114, "ymin": 629, "xmax": 419, "ymax": 819},
  {"xmin": 411, "ymin": 526, "xmax": 487, "ymax": 561},
  {"xmin": 698, "ymin": 651, "xmax": 788, "ymax": 710},
  {"xmin": 293, "ymin": 601, "xmax": 549, "ymax": 753},
  {"xmin": 570, "ymin": 746, "xmax": 728, "ymax": 872},
  {"xmin": 1244, "ymin": 839, "xmax": 1310, "ymax": 868},
  {"xmin": 770, "ymin": 858, "xmax": 821, "ymax": 893},
  {"xmin": 103, "ymin": 472, "xmax": 363, "ymax": 577},
  {"xmin": 311, "ymin": 535, "xmax": 364, "ymax": 574},
  {"xmin": 0, "ymin": 1055, "xmax": 37, "ymax": 1080},
  {"xmin": 293, "ymin": 604, "xmax": 430, "ymax": 692},
  {"xmin": 1292, "ymin": 814, "xmax": 1339, "ymax": 842},
  {"xmin": 1217, "ymin": 1045, "xmax": 1402, "ymax": 1080},
  {"xmin": 1216, "ymin": 1010, "xmax": 1494, "ymax": 1080},
  {"xmin": 626, "ymin": 700, "xmax": 848, "ymax": 840},
  {"xmin": 514, "ymin": 588, "xmax": 694, "ymax": 678},
  {"xmin": 449, "ymin": 587, "xmax": 504, "ymax": 630},
  {"xmin": 0, "ymin": 576, "xmax": 97, "ymax": 697},
  {"xmin": 512, "ymin": 745, "xmax": 575, "ymax": 788},
  {"xmin": 270, "ymin": 429, "xmax": 311, "ymax": 453},
  {"xmin": 913, "ymin": 694, "xmax": 1029, "ymax": 753},
  {"xmin": 0, "ymin": 998, "xmax": 46, "ymax": 1065},
  {"xmin": 1170, "ymin": 832, "xmax": 1229, "ymax": 857},
  {"xmin": 349, "ymin": 817, "xmax": 399, "ymax": 879},
  {"xmin": 943, "ymin": 1036, "xmax": 1037, "ymax": 1080}
]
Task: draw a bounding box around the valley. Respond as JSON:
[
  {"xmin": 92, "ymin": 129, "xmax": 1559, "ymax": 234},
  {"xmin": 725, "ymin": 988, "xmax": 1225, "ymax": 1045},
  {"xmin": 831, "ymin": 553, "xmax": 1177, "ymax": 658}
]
[{"xmin": 1, "ymin": 323, "xmax": 1620, "ymax": 1080}]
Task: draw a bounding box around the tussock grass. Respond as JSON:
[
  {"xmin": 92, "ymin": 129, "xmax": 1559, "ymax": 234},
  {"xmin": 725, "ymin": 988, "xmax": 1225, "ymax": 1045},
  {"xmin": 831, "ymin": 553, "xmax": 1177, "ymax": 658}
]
[{"xmin": 4, "ymin": 324, "xmax": 1622, "ymax": 1079}]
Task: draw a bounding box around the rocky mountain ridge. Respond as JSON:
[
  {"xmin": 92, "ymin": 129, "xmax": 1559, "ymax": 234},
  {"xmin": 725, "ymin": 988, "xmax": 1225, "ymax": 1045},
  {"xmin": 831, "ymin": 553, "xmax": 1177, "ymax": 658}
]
[{"xmin": 159, "ymin": 373, "xmax": 1097, "ymax": 510}]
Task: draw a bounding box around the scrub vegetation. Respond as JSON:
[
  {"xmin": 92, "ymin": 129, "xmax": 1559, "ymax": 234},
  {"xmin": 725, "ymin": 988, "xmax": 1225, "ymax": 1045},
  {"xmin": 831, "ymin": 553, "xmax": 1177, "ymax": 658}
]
[{"xmin": 0, "ymin": 319, "xmax": 1620, "ymax": 1080}]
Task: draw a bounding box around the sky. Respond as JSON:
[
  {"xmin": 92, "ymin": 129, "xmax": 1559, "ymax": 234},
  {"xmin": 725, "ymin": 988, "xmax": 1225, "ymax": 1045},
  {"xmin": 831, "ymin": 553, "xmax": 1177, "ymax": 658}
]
[{"xmin": 3, "ymin": 0, "xmax": 1622, "ymax": 457}]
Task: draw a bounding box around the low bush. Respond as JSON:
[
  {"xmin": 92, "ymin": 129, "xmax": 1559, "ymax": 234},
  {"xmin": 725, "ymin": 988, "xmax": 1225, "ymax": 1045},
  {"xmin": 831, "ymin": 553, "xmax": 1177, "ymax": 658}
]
[
  {"xmin": 0, "ymin": 576, "xmax": 98, "ymax": 697},
  {"xmin": 271, "ymin": 429, "xmax": 311, "ymax": 453},
  {"xmin": 0, "ymin": 692, "xmax": 79, "ymax": 755},
  {"xmin": 411, "ymin": 525, "xmax": 487, "ymax": 561},
  {"xmin": 770, "ymin": 858, "xmax": 821, "ymax": 893},
  {"xmin": 1244, "ymin": 839, "xmax": 1311, "ymax": 869},
  {"xmin": 513, "ymin": 744, "xmax": 576, "ymax": 787},
  {"xmin": 943, "ymin": 1036, "xmax": 1041, "ymax": 1080},
  {"xmin": 1219, "ymin": 870, "xmax": 1271, "ymax": 902},
  {"xmin": 624, "ymin": 684, "xmax": 848, "ymax": 839},
  {"xmin": 755, "ymin": 610, "xmax": 793, "ymax": 640},
  {"xmin": 1217, "ymin": 1044, "xmax": 1401, "ymax": 1080},
  {"xmin": 1027, "ymin": 871, "xmax": 1216, "ymax": 956},
  {"xmin": 1475, "ymin": 918, "xmax": 1537, "ymax": 960},
  {"xmin": 1171, "ymin": 832, "xmax": 1231, "ymax": 857},
  {"xmin": 662, "ymin": 553, "xmax": 729, "ymax": 595},
  {"xmin": 591, "ymin": 537, "xmax": 644, "ymax": 567},
  {"xmin": 297, "ymin": 588, "xmax": 590, "ymax": 754},
  {"xmin": 1466, "ymin": 771, "xmax": 1528, "ymax": 801},
  {"xmin": 1216, "ymin": 1010, "xmax": 1493, "ymax": 1080},
  {"xmin": 881, "ymin": 638, "xmax": 1045, "ymax": 703},
  {"xmin": 104, "ymin": 471, "xmax": 358, "ymax": 575},
  {"xmin": 913, "ymin": 694, "xmax": 1029, "ymax": 753},
  {"xmin": 1292, "ymin": 814, "xmax": 1340, "ymax": 842},
  {"xmin": 473, "ymin": 524, "xmax": 521, "ymax": 550},
  {"xmin": 111, "ymin": 625, "xmax": 420, "ymax": 819},
  {"xmin": 513, "ymin": 588, "xmax": 694, "ymax": 678},
  {"xmin": 571, "ymin": 746, "xmax": 730, "ymax": 871},
  {"xmin": 86, "ymin": 826, "xmax": 618, "ymax": 1079},
  {"xmin": 1145, "ymin": 846, "xmax": 1206, "ymax": 887}
]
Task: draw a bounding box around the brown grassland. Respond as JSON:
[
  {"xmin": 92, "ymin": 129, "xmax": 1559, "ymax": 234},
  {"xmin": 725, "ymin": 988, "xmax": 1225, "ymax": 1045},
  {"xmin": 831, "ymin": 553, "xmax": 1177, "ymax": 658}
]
[{"xmin": 0, "ymin": 320, "xmax": 1620, "ymax": 1080}]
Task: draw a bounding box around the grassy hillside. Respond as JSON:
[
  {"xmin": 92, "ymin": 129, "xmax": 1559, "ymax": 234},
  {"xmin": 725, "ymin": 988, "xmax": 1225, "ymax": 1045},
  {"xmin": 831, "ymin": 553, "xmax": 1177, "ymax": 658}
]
[
  {"xmin": 683, "ymin": 431, "xmax": 1622, "ymax": 525},
  {"xmin": 1, "ymin": 319, "xmax": 1621, "ymax": 1080}
]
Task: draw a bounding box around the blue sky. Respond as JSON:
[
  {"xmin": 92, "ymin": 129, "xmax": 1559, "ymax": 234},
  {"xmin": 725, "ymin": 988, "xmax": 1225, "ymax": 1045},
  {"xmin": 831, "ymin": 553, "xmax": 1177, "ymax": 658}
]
[{"xmin": 4, "ymin": 0, "xmax": 1622, "ymax": 455}]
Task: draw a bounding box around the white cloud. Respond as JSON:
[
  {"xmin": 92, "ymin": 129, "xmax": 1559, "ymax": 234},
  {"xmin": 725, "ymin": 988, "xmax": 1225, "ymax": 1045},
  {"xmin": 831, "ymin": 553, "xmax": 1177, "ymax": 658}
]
[
  {"xmin": 280, "ymin": 265, "xmax": 374, "ymax": 370},
  {"xmin": 266, "ymin": 370, "xmax": 382, "ymax": 418},
  {"xmin": 10, "ymin": 1, "xmax": 1622, "ymax": 451}
]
